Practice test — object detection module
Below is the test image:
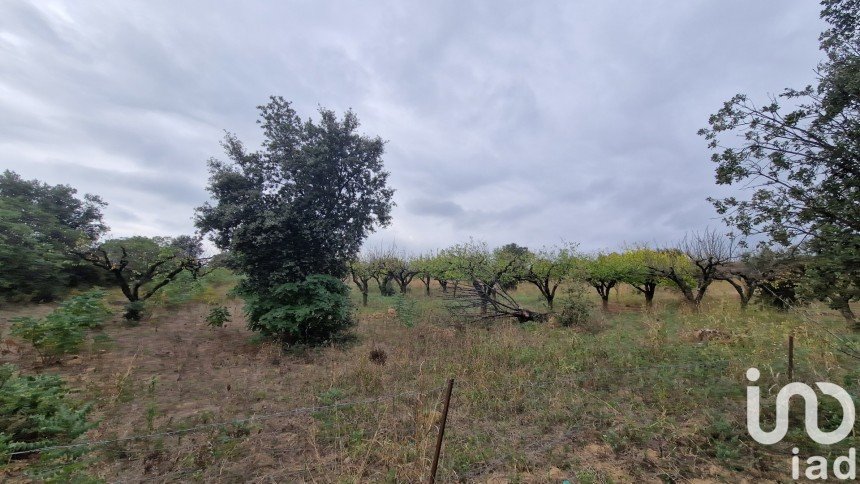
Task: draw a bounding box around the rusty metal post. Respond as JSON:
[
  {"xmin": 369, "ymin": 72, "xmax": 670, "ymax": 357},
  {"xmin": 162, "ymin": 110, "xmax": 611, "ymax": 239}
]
[
  {"xmin": 788, "ymin": 335, "xmax": 794, "ymax": 381},
  {"xmin": 429, "ymin": 378, "xmax": 455, "ymax": 484}
]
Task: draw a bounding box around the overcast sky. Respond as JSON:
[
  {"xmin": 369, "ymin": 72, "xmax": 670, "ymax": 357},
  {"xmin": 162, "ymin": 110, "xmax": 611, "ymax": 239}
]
[{"xmin": 0, "ymin": 1, "xmax": 826, "ymax": 253}]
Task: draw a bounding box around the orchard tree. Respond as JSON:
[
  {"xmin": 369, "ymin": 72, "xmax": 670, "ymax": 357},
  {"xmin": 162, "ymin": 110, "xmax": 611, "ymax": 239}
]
[
  {"xmin": 523, "ymin": 244, "xmax": 581, "ymax": 310},
  {"xmin": 700, "ymin": 0, "xmax": 859, "ymax": 327},
  {"xmin": 387, "ymin": 254, "xmax": 418, "ymax": 293},
  {"xmin": 348, "ymin": 255, "xmax": 375, "ymax": 306},
  {"xmin": 585, "ymin": 252, "xmax": 630, "ymax": 310},
  {"xmin": 412, "ymin": 253, "xmax": 436, "ymax": 296},
  {"xmin": 494, "ymin": 243, "xmax": 531, "ymax": 290},
  {"xmin": 650, "ymin": 230, "xmax": 734, "ymax": 309},
  {"xmin": 366, "ymin": 245, "xmax": 398, "ymax": 296},
  {"xmin": 715, "ymin": 247, "xmax": 791, "ymax": 310},
  {"xmin": 196, "ymin": 97, "xmax": 394, "ymax": 344},
  {"xmin": 448, "ymin": 240, "xmax": 525, "ymax": 315},
  {"xmin": 619, "ymin": 247, "xmax": 664, "ymax": 309}
]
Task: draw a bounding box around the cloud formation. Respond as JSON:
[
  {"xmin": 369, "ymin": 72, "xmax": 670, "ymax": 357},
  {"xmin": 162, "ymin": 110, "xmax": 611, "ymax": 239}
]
[{"xmin": 0, "ymin": 1, "xmax": 825, "ymax": 253}]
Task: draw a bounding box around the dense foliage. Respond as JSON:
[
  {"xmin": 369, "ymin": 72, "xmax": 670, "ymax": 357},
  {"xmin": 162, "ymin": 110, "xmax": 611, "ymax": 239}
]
[
  {"xmin": 0, "ymin": 171, "xmax": 106, "ymax": 302},
  {"xmin": 243, "ymin": 275, "xmax": 353, "ymax": 345},
  {"xmin": 197, "ymin": 97, "xmax": 394, "ymax": 343},
  {"xmin": 10, "ymin": 291, "xmax": 110, "ymax": 364},
  {"xmin": 700, "ymin": 0, "xmax": 860, "ymax": 326},
  {"xmin": 0, "ymin": 365, "xmax": 93, "ymax": 460}
]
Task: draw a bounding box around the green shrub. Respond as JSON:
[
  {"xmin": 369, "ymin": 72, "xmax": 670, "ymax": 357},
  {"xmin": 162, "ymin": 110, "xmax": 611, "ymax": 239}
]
[
  {"xmin": 393, "ymin": 293, "xmax": 417, "ymax": 328},
  {"xmin": 243, "ymin": 274, "xmax": 354, "ymax": 346},
  {"xmin": 206, "ymin": 305, "xmax": 231, "ymax": 328},
  {"xmin": 54, "ymin": 291, "xmax": 111, "ymax": 329},
  {"xmin": 557, "ymin": 285, "xmax": 595, "ymax": 328},
  {"xmin": 10, "ymin": 291, "xmax": 110, "ymax": 363},
  {"xmin": 122, "ymin": 301, "xmax": 145, "ymax": 322},
  {"xmin": 0, "ymin": 364, "xmax": 94, "ymax": 461}
]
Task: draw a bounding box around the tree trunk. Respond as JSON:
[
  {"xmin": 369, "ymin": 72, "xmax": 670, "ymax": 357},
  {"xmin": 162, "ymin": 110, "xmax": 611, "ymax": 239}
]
[
  {"xmin": 362, "ymin": 291, "xmax": 368, "ymax": 307},
  {"xmin": 438, "ymin": 279, "xmax": 448, "ymax": 293},
  {"xmin": 601, "ymin": 296, "xmax": 609, "ymax": 310}
]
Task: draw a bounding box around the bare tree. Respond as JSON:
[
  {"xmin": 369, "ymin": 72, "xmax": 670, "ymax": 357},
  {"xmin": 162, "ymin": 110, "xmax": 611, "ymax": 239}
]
[{"xmin": 650, "ymin": 229, "xmax": 735, "ymax": 308}]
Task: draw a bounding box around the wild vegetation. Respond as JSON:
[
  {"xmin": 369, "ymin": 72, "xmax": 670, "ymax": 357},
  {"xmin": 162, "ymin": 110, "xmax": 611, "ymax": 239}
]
[{"xmin": 0, "ymin": 0, "xmax": 858, "ymax": 481}]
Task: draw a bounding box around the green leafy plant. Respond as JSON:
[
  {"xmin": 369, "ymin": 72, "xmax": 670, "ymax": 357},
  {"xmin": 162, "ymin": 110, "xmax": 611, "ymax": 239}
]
[
  {"xmin": 206, "ymin": 305, "xmax": 231, "ymax": 328},
  {"xmin": 243, "ymin": 275, "xmax": 354, "ymax": 346},
  {"xmin": 393, "ymin": 293, "xmax": 417, "ymax": 328},
  {"xmin": 10, "ymin": 291, "xmax": 111, "ymax": 363},
  {"xmin": 0, "ymin": 364, "xmax": 94, "ymax": 461},
  {"xmin": 557, "ymin": 285, "xmax": 595, "ymax": 329}
]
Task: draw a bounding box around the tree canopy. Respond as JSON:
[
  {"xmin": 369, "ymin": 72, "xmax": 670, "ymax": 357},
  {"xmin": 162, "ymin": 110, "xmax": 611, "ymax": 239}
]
[
  {"xmin": 0, "ymin": 171, "xmax": 106, "ymax": 301},
  {"xmin": 700, "ymin": 0, "xmax": 860, "ymax": 326},
  {"xmin": 196, "ymin": 97, "xmax": 395, "ymax": 343}
]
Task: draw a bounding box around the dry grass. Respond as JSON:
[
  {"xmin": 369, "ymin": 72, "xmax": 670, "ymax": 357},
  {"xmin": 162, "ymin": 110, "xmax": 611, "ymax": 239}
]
[{"xmin": 0, "ymin": 280, "xmax": 857, "ymax": 482}]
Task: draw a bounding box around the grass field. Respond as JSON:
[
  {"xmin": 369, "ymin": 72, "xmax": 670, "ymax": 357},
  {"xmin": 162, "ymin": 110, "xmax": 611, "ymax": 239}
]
[{"xmin": 1, "ymin": 278, "xmax": 858, "ymax": 482}]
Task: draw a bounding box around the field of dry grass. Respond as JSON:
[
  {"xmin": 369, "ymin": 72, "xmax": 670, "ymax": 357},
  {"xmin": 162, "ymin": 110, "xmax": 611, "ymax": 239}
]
[{"xmin": 1, "ymin": 278, "xmax": 858, "ymax": 482}]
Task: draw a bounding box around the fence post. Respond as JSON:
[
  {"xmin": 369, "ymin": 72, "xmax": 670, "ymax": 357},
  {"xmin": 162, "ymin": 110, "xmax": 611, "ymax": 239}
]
[
  {"xmin": 788, "ymin": 335, "xmax": 794, "ymax": 381},
  {"xmin": 429, "ymin": 378, "xmax": 455, "ymax": 484}
]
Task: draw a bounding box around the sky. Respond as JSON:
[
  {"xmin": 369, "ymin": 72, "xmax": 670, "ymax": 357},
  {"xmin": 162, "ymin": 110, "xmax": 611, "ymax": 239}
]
[{"xmin": 0, "ymin": 1, "xmax": 827, "ymax": 254}]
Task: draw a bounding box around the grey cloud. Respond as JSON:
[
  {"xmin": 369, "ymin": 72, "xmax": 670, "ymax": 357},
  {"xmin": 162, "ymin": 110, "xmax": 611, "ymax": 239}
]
[
  {"xmin": 0, "ymin": 0, "xmax": 826, "ymax": 252},
  {"xmin": 407, "ymin": 199, "xmax": 464, "ymax": 218}
]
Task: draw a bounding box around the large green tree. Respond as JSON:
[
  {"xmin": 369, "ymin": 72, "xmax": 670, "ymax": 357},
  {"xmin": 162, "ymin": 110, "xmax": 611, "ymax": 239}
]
[
  {"xmin": 0, "ymin": 171, "xmax": 106, "ymax": 302},
  {"xmin": 700, "ymin": 0, "xmax": 860, "ymax": 327},
  {"xmin": 196, "ymin": 97, "xmax": 394, "ymax": 344}
]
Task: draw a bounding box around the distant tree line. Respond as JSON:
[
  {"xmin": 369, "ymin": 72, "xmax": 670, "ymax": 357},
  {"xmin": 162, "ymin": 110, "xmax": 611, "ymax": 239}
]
[{"xmin": 348, "ymin": 228, "xmax": 853, "ymax": 328}]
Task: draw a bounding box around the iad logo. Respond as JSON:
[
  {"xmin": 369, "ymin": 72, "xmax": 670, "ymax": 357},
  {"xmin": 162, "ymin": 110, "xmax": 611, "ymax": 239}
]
[{"xmin": 746, "ymin": 367, "xmax": 857, "ymax": 480}]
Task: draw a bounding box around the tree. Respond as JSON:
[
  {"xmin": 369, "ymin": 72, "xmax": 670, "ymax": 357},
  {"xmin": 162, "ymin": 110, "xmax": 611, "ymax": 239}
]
[
  {"xmin": 619, "ymin": 247, "xmax": 664, "ymax": 309},
  {"xmin": 412, "ymin": 253, "xmax": 435, "ymax": 296},
  {"xmin": 387, "ymin": 254, "xmax": 418, "ymax": 293},
  {"xmin": 494, "ymin": 243, "xmax": 531, "ymax": 290},
  {"xmin": 447, "ymin": 240, "xmax": 527, "ymax": 315},
  {"xmin": 650, "ymin": 230, "xmax": 735, "ymax": 309},
  {"xmin": 430, "ymin": 249, "xmax": 461, "ymax": 294},
  {"xmin": 75, "ymin": 236, "xmax": 202, "ymax": 320},
  {"xmin": 699, "ymin": 0, "xmax": 859, "ymax": 327},
  {"xmin": 523, "ymin": 244, "xmax": 581, "ymax": 310},
  {"xmin": 365, "ymin": 245, "xmax": 398, "ymax": 296},
  {"xmin": 585, "ymin": 252, "xmax": 629, "ymax": 310},
  {"xmin": 0, "ymin": 171, "xmax": 106, "ymax": 302},
  {"xmin": 196, "ymin": 97, "xmax": 394, "ymax": 344},
  {"xmin": 169, "ymin": 234, "xmax": 204, "ymax": 259},
  {"xmin": 715, "ymin": 247, "xmax": 788, "ymax": 310},
  {"xmin": 348, "ymin": 255, "xmax": 375, "ymax": 306}
]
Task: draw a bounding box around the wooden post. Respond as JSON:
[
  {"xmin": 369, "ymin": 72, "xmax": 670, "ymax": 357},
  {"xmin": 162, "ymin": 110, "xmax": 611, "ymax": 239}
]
[
  {"xmin": 788, "ymin": 335, "xmax": 794, "ymax": 381},
  {"xmin": 429, "ymin": 378, "xmax": 455, "ymax": 484}
]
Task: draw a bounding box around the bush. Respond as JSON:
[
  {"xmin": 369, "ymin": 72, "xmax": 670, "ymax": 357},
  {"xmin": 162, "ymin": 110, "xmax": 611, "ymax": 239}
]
[
  {"xmin": 122, "ymin": 301, "xmax": 145, "ymax": 322},
  {"xmin": 206, "ymin": 305, "xmax": 231, "ymax": 328},
  {"xmin": 243, "ymin": 274, "xmax": 354, "ymax": 346},
  {"xmin": 393, "ymin": 293, "xmax": 417, "ymax": 328},
  {"xmin": 557, "ymin": 286, "xmax": 595, "ymax": 328},
  {"xmin": 10, "ymin": 291, "xmax": 110, "ymax": 363},
  {"xmin": 0, "ymin": 364, "xmax": 94, "ymax": 461}
]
